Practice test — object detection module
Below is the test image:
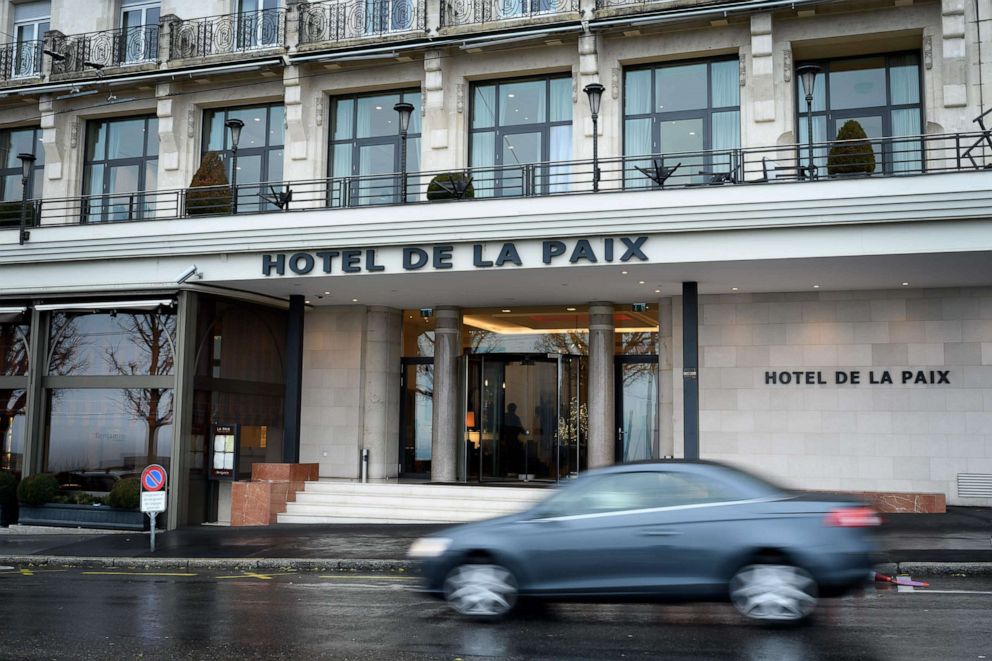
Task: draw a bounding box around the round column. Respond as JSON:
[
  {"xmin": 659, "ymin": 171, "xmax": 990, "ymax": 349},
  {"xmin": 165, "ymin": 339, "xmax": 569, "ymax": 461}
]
[
  {"xmin": 587, "ymin": 302, "xmax": 615, "ymax": 468},
  {"xmin": 431, "ymin": 306, "xmax": 461, "ymax": 482}
]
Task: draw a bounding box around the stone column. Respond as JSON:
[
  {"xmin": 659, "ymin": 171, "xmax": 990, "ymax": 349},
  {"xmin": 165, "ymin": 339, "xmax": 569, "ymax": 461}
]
[
  {"xmin": 431, "ymin": 307, "xmax": 461, "ymax": 482},
  {"xmin": 941, "ymin": 0, "xmax": 969, "ymax": 108},
  {"xmin": 363, "ymin": 306, "xmax": 402, "ymax": 479},
  {"xmin": 587, "ymin": 302, "xmax": 615, "ymax": 468}
]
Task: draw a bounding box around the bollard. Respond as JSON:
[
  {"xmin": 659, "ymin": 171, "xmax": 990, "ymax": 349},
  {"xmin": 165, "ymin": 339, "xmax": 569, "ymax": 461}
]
[{"xmin": 361, "ymin": 447, "xmax": 369, "ymax": 483}]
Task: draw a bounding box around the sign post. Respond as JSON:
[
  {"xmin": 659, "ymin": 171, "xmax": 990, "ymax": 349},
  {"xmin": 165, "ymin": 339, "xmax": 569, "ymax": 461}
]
[{"xmin": 140, "ymin": 464, "xmax": 167, "ymax": 553}]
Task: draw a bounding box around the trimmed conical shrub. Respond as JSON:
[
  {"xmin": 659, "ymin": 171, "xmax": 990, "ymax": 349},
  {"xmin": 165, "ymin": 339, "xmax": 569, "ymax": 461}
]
[
  {"xmin": 827, "ymin": 120, "xmax": 876, "ymax": 175},
  {"xmin": 186, "ymin": 151, "xmax": 232, "ymax": 216}
]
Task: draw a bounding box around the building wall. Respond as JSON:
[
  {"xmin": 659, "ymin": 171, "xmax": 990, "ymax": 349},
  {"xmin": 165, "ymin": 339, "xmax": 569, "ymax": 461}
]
[{"xmin": 697, "ymin": 287, "xmax": 992, "ymax": 506}]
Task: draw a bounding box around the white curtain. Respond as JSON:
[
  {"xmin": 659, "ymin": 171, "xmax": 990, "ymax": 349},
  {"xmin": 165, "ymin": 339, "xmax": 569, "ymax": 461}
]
[
  {"xmin": 891, "ymin": 109, "xmax": 922, "ymax": 173},
  {"xmin": 711, "ymin": 60, "xmax": 740, "ymax": 108},
  {"xmin": 624, "ymin": 118, "xmax": 652, "ymax": 188},
  {"xmin": 471, "ymin": 132, "xmax": 496, "ymax": 198},
  {"xmin": 548, "ymin": 125, "xmax": 571, "ymax": 193}
]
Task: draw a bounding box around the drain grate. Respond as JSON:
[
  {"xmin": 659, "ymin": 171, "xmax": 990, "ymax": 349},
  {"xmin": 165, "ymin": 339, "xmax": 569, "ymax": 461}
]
[{"xmin": 957, "ymin": 473, "xmax": 992, "ymax": 498}]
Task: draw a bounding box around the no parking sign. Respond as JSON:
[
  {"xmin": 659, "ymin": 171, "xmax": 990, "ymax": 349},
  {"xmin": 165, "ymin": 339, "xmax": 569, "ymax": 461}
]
[
  {"xmin": 140, "ymin": 464, "xmax": 167, "ymax": 553},
  {"xmin": 141, "ymin": 464, "xmax": 167, "ymax": 493}
]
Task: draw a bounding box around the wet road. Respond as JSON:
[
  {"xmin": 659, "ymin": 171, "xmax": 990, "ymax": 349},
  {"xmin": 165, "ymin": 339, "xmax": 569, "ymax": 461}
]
[{"xmin": 1, "ymin": 567, "xmax": 990, "ymax": 660}]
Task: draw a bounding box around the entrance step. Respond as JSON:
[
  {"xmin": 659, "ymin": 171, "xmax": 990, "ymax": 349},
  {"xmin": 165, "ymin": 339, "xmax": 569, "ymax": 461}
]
[{"xmin": 277, "ymin": 481, "xmax": 548, "ymax": 524}]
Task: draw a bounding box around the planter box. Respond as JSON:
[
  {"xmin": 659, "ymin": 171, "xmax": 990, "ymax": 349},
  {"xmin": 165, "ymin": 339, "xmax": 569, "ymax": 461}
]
[{"xmin": 18, "ymin": 503, "xmax": 148, "ymax": 530}]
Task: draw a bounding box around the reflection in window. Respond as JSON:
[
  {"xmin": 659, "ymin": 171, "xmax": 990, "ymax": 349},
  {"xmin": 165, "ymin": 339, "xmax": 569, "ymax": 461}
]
[
  {"xmin": 796, "ymin": 52, "xmax": 923, "ymax": 174},
  {"xmin": 43, "ymin": 388, "xmax": 174, "ymax": 490},
  {"xmin": 203, "ymin": 103, "xmax": 285, "ymax": 213},
  {"xmin": 624, "ymin": 59, "xmax": 740, "ymax": 187},
  {"xmin": 0, "ymin": 127, "xmax": 45, "ymax": 229},
  {"xmin": 82, "ymin": 115, "xmax": 159, "ymax": 222},
  {"xmin": 47, "ymin": 311, "xmax": 176, "ymax": 377},
  {"xmin": 1, "ymin": 389, "xmax": 26, "ymax": 475},
  {"xmin": 329, "ymin": 90, "xmax": 421, "ymax": 206}
]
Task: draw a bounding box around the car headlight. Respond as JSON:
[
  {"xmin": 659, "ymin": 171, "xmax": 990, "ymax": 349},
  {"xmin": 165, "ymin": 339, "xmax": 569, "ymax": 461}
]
[{"xmin": 407, "ymin": 537, "xmax": 452, "ymax": 558}]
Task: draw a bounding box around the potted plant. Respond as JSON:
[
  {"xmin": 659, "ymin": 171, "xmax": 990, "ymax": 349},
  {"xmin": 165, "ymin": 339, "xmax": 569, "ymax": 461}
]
[
  {"xmin": 427, "ymin": 172, "xmax": 475, "ymax": 201},
  {"xmin": 185, "ymin": 151, "xmax": 233, "ymax": 216},
  {"xmin": 827, "ymin": 120, "xmax": 876, "ymax": 176},
  {"xmin": 0, "ymin": 470, "xmax": 19, "ymax": 526},
  {"xmin": 17, "ymin": 474, "xmax": 146, "ymax": 530}
]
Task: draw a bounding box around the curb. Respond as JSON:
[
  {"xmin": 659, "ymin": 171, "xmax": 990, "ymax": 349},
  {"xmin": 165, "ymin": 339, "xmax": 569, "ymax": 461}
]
[{"xmin": 0, "ymin": 555, "xmax": 414, "ymax": 572}]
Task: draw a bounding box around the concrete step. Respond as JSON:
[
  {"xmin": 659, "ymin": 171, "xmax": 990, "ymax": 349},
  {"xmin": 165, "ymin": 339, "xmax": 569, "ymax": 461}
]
[
  {"xmin": 282, "ymin": 502, "xmax": 516, "ymax": 523},
  {"xmin": 292, "ymin": 491, "xmax": 545, "ymax": 511},
  {"xmin": 299, "ymin": 481, "xmax": 549, "ymax": 501}
]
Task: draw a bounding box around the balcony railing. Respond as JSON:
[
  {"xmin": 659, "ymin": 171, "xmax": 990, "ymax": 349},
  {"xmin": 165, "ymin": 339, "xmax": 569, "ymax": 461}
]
[
  {"xmin": 50, "ymin": 26, "xmax": 160, "ymax": 75},
  {"xmin": 299, "ymin": 0, "xmax": 426, "ymax": 44},
  {"xmin": 12, "ymin": 131, "xmax": 991, "ymax": 227},
  {"xmin": 440, "ymin": 0, "xmax": 579, "ymax": 28},
  {"xmin": 0, "ymin": 40, "xmax": 43, "ymax": 81},
  {"xmin": 169, "ymin": 9, "xmax": 286, "ymax": 60}
]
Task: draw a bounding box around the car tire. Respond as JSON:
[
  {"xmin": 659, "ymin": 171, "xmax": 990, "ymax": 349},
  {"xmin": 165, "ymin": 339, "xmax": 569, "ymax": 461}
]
[
  {"xmin": 729, "ymin": 562, "xmax": 818, "ymax": 624},
  {"xmin": 443, "ymin": 561, "xmax": 518, "ymax": 620}
]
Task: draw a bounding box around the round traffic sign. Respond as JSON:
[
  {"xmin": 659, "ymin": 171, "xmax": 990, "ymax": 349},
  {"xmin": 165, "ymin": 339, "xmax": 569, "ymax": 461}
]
[{"xmin": 141, "ymin": 464, "xmax": 167, "ymax": 492}]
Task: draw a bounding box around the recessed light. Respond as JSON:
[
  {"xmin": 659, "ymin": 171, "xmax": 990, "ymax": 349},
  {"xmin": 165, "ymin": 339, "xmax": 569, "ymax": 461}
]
[
  {"xmin": 305, "ymin": 300, "xmax": 311, "ymax": 304},
  {"xmin": 901, "ymin": 282, "xmax": 909, "ymax": 286},
  {"xmin": 375, "ymin": 105, "xmax": 382, "ymax": 110},
  {"xmin": 323, "ymin": 291, "xmax": 330, "ymax": 295},
  {"xmin": 566, "ymin": 306, "xmax": 577, "ymax": 311},
  {"xmin": 732, "ymin": 287, "xmax": 738, "ymax": 291},
  {"xmin": 502, "ymin": 309, "xmax": 511, "ymax": 313},
  {"xmin": 352, "ymin": 298, "xmax": 359, "ymax": 302},
  {"xmin": 638, "ymin": 280, "xmax": 646, "ymax": 285},
  {"xmin": 508, "ymin": 93, "xmax": 515, "ymax": 98},
  {"xmin": 654, "ymin": 289, "xmax": 661, "ymax": 294},
  {"xmin": 813, "ymin": 285, "xmax": 820, "ymax": 289},
  {"xmin": 621, "ymin": 271, "xmax": 628, "ymax": 275}
]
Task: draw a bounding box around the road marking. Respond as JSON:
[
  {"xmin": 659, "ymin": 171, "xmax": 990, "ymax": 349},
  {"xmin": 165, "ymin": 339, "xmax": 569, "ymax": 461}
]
[
  {"xmin": 20, "ymin": 568, "xmax": 33, "ymax": 576},
  {"xmin": 81, "ymin": 571, "xmax": 198, "ymax": 577},
  {"xmin": 215, "ymin": 572, "xmax": 296, "ymax": 581},
  {"xmin": 319, "ymin": 575, "xmax": 416, "ymax": 581},
  {"xmin": 908, "ymin": 589, "xmax": 992, "ymax": 595}
]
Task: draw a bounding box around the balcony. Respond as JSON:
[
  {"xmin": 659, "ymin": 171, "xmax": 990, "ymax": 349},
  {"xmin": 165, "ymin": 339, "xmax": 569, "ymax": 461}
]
[
  {"xmin": 440, "ymin": 0, "xmax": 580, "ymax": 30},
  {"xmin": 0, "ymin": 40, "xmax": 43, "ymax": 83},
  {"xmin": 298, "ymin": 0, "xmax": 426, "ymax": 47},
  {"xmin": 168, "ymin": 9, "xmax": 286, "ymax": 61},
  {"xmin": 13, "ymin": 131, "xmax": 992, "ymax": 227},
  {"xmin": 48, "ymin": 26, "xmax": 160, "ymax": 76}
]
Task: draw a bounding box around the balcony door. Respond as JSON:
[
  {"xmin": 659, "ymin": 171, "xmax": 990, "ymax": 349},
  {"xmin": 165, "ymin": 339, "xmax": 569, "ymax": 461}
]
[
  {"xmin": 12, "ymin": 1, "xmax": 49, "ymax": 78},
  {"xmin": 239, "ymin": 0, "xmax": 281, "ymax": 49},
  {"xmin": 121, "ymin": 0, "xmax": 160, "ymax": 63}
]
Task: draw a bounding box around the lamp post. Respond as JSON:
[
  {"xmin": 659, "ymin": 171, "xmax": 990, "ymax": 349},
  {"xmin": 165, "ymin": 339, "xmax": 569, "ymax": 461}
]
[
  {"xmin": 796, "ymin": 64, "xmax": 823, "ymax": 180},
  {"xmin": 225, "ymin": 118, "xmax": 244, "ymax": 213},
  {"xmin": 393, "ymin": 101, "xmax": 414, "ymax": 203},
  {"xmin": 583, "ymin": 82, "xmax": 605, "ymax": 192},
  {"xmin": 17, "ymin": 153, "xmax": 35, "ymax": 245}
]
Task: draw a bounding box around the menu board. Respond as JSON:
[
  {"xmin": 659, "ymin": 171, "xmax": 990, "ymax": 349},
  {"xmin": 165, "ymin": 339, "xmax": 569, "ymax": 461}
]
[{"xmin": 209, "ymin": 423, "xmax": 240, "ymax": 481}]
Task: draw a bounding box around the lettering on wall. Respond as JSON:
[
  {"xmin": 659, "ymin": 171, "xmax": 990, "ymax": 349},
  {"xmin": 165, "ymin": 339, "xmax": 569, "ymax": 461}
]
[
  {"xmin": 260, "ymin": 237, "xmax": 650, "ymax": 276},
  {"xmin": 764, "ymin": 370, "xmax": 951, "ymax": 386}
]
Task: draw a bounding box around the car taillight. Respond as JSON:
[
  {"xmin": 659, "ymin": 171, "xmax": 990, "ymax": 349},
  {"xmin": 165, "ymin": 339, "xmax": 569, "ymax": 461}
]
[{"xmin": 825, "ymin": 507, "xmax": 881, "ymax": 527}]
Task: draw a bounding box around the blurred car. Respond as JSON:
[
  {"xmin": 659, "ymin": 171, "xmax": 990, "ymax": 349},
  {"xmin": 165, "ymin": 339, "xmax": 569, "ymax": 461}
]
[{"xmin": 408, "ymin": 460, "xmax": 880, "ymax": 623}]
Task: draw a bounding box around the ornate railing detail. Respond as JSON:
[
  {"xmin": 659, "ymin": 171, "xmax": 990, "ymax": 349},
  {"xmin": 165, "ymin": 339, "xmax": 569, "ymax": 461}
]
[
  {"xmin": 170, "ymin": 9, "xmax": 286, "ymax": 59},
  {"xmin": 440, "ymin": 0, "xmax": 579, "ymax": 28},
  {"xmin": 299, "ymin": 0, "xmax": 425, "ymax": 44},
  {"xmin": 0, "ymin": 40, "xmax": 44, "ymax": 81},
  {"xmin": 49, "ymin": 26, "xmax": 159, "ymax": 75}
]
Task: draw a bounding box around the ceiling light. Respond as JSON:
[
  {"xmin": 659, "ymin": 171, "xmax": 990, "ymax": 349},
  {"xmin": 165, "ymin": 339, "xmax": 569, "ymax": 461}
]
[
  {"xmin": 621, "ymin": 271, "xmax": 628, "ymax": 275},
  {"xmin": 901, "ymin": 282, "xmax": 909, "ymax": 286},
  {"xmin": 352, "ymin": 298, "xmax": 359, "ymax": 302},
  {"xmin": 654, "ymin": 289, "xmax": 661, "ymax": 294},
  {"xmin": 732, "ymin": 287, "xmax": 738, "ymax": 291},
  {"xmin": 508, "ymin": 93, "xmax": 515, "ymax": 98},
  {"xmin": 813, "ymin": 285, "xmax": 820, "ymax": 289},
  {"xmin": 501, "ymin": 308, "xmax": 511, "ymax": 313},
  {"xmin": 305, "ymin": 300, "xmax": 311, "ymax": 304},
  {"xmin": 324, "ymin": 291, "xmax": 330, "ymax": 295},
  {"xmin": 566, "ymin": 306, "xmax": 576, "ymax": 311},
  {"xmin": 638, "ymin": 280, "xmax": 645, "ymax": 285},
  {"xmin": 375, "ymin": 105, "xmax": 382, "ymax": 110}
]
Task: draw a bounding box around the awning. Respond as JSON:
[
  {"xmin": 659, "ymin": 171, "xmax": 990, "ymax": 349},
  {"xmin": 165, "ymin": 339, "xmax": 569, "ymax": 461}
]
[{"xmin": 34, "ymin": 299, "xmax": 175, "ymax": 312}]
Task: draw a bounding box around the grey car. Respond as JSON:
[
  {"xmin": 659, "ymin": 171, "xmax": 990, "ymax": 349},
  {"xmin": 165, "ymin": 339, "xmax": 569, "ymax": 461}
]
[{"xmin": 408, "ymin": 460, "xmax": 880, "ymax": 623}]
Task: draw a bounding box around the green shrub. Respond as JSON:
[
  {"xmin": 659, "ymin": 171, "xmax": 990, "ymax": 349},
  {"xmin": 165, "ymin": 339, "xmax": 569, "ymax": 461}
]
[
  {"xmin": 827, "ymin": 120, "xmax": 876, "ymax": 176},
  {"xmin": 0, "ymin": 201, "xmax": 36, "ymax": 228},
  {"xmin": 0, "ymin": 471, "xmax": 18, "ymax": 506},
  {"xmin": 185, "ymin": 152, "xmax": 232, "ymax": 216},
  {"xmin": 53, "ymin": 491, "xmax": 107, "ymax": 506},
  {"xmin": 427, "ymin": 172, "xmax": 475, "ymax": 201},
  {"xmin": 17, "ymin": 473, "xmax": 60, "ymax": 506},
  {"xmin": 107, "ymin": 477, "xmax": 140, "ymax": 509}
]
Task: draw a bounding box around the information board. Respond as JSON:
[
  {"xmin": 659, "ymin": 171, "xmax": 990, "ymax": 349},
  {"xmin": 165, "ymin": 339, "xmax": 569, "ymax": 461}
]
[{"xmin": 209, "ymin": 423, "xmax": 240, "ymax": 481}]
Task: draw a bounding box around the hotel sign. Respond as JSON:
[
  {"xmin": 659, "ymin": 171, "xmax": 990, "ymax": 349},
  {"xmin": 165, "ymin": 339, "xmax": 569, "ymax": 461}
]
[
  {"xmin": 260, "ymin": 237, "xmax": 649, "ymax": 276},
  {"xmin": 765, "ymin": 370, "xmax": 951, "ymax": 385}
]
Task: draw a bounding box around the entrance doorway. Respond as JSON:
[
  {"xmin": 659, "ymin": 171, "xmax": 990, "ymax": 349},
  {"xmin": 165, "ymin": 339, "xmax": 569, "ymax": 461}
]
[
  {"xmin": 615, "ymin": 355, "xmax": 660, "ymax": 462},
  {"xmin": 465, "ymin": 353, "xmax": 585, "ymax": 482}
]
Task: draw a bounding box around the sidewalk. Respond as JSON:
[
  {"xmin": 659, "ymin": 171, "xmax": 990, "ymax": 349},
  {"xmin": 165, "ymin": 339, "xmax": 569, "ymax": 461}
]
[{"xmin": 0, "ymin": 507, "xmax": 989, "ymax": 573}]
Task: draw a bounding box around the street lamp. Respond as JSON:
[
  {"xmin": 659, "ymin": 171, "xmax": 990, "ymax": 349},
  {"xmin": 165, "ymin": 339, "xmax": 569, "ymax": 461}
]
[
  {"xmin": 583, "ymin": 82, "xmax": 605, "ymax": 192},
  {"xmin": 17, "ymin": 152, "xmax": 35, "ymax": 245},
  {"xmin": 394, "ymin": 101, "xmax": 414, "ymax": 203},
  {"xmin": 225, "ymin": 118, "xmax": 244, "ymax": 213},
  {"xmin": 796, "ymin": 64, "xmax": 823, "ymax": 180}
]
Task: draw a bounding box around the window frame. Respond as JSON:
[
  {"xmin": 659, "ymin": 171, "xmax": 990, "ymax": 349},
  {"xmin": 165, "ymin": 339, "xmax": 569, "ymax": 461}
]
[
  {"xmin": 81, "ymin": 114, "xmax": 159, "ymax": 223},
  {"xmin": 0, "ymin": 126, "xmax": 44, "ymax": 205},
  {"xmin": 120, "ymin": 0, "xmax": 161, "ymax": 64},
  {"xmin": 12, "ymin": 7, "xmax": 49, "ymax": 78}
]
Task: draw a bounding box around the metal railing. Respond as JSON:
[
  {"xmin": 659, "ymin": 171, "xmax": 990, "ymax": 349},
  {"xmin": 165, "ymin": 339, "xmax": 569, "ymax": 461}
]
[
  {"xmin": 169, "ymin": 9, "xmax": 286, "ymax": 59},
  {"xmin": 594, "ymin": 0, "xmax": 662, "ymax": 8},
  {"xmin": 50, "ymin": 26, "xmax": 160, "ymax": 74},
  {"xmin": 299, "ymin": 0, "xmax": 426, "ymax": 44},
  {"xmin": 10, "ymin": 131, "xmax": 991, "ymax": 227},
  {"xmin": 0, "ymin": 40, "xmax": 43, "ymax": 81},
  {"xmin": 440, "ymin": 0, "xmax": 579, "ymax": 28}
]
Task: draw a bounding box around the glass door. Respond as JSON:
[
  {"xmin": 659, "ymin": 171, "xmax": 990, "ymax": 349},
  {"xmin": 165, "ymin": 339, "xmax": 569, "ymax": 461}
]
[
  {"xmin": 121, "ymin": 1, "xmax": 160, "ymax": 64},
  {"xmin": 615, "ymin": 356, "xmax": 659, "ymax": 463},
  {"xmin": 399, "ymin": 358, "xmax": 432, "ymax": 476}
]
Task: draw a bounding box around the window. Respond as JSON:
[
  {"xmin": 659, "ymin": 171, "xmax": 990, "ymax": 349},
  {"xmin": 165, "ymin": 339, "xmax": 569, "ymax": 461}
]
[
  {"xmin": 82, "ymin": 116, "xmax": 158, "ymax": 222},
  {"xmin": 0, "ymin": 127, "xmax": 44, "ymax": 226},
  {"xmin": 624, "ymin": 58, "xmax": 740, "ymax": 187},
  {"xmin": 238, "ymin": 0, "xmax": 281, "ymax": 49},
  {"xmin": 796, "ymin": 52, "xmax": 923, "ymax": 174},
  {"xmin": 203, "ymin": 103, "xmax": 284, "ymax": 212},
  {"xmin": 12, "ymin": 1, "xmax": 49, "ymax": 78},
  {"xmin": 1, "ymin": 308, "xmax": 30, "ymax": 477},
  {"xmin": 121, "ymin": 0, "xmax": 160, "ymax": 64},
  {"xmin": 329, "ymin": 90, "xmax": 420, "ymax": 205},
  {"xmin": 470, "ymin": 75, "xmax": 572, "ymax": 197}
]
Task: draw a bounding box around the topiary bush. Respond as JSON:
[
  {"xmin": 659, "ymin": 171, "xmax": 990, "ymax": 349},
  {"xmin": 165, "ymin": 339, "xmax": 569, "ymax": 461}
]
[
  {"xmin": 827, "ymin": 120, "xmax": 876, "ymax": 176},
  {"xmin": 0, "ymin": 471, "xmax": 18, "ymax": 506},
  {"xmin": 107, "ymin": 477, "xmax": 140, "ymax": 510},
  {"xmin": 185, "ymin": 151, "xmax": 233, "ymax": 216},
  {"xmin": 427, "ymin": 172, "xmax": 474, "ymax": 201},
  {"xmin": 17, "ymin": 473, "xmax": 60, "ymax": 506}
]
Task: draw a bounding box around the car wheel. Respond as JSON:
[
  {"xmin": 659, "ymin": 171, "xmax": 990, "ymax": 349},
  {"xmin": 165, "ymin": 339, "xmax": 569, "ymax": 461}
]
[
  {"xmin": 443, "ymin": 562, "xmax": 518, "ymax": 619},
  {"xmin": 729, "ymin": 563, "xmax": 818, "ymax": 623}
]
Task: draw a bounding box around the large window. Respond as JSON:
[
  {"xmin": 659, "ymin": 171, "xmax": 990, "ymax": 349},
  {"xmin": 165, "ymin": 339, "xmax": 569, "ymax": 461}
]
[
  {"xmin": 796, "ymin": 52, "xmax": 923, "ymax": 174},
  {"xmin": 0, "ymin": 127, "xmax": 44, "ymax": 227},
  {"xmin": 470, "ymin": 75, "xmax": 572, "ymax": 197},
  {"xmin": 82, "ymin": 115, "xmax": 158, "ymax": 222},
  {"xmin": 1, "ymin": 309, "xmax": 30, "ymax": 476},
  {"xmin": 624, "ymin": 58, "xmax": 740, "ymax": 187},
  {"xmin": 203, "ymin": 102, "xmax": 284, "ymax": 212},
  {"xmin": 12, "ymin": 1, "xmax": 49, "ymax": 78},
  {"xmin": 121, "ymin": 0, "xmax": 160, "ymax": 64},
  {"xmin": 329, "ymin": 90, "xmax": 421, "ymax": 205}
]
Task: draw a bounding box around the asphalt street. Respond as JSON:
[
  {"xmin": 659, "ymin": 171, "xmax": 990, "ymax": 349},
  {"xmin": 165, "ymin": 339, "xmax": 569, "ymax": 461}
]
[{"xmin": 1, "ymin": 566, "xmax": 991, "ymax": 660}]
